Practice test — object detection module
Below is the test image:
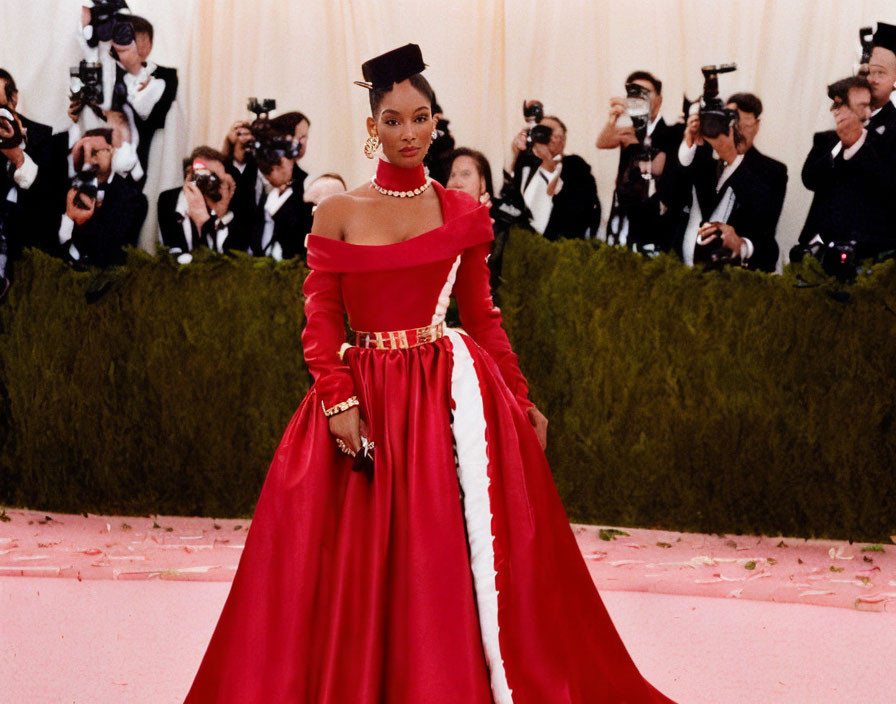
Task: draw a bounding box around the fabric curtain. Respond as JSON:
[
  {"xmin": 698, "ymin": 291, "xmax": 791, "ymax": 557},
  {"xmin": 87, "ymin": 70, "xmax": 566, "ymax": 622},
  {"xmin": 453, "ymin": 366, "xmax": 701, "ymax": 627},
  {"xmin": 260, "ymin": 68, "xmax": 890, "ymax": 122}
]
[{"xmin": 3, "ymin": 0, "xmax": 895, "ymax": 263}]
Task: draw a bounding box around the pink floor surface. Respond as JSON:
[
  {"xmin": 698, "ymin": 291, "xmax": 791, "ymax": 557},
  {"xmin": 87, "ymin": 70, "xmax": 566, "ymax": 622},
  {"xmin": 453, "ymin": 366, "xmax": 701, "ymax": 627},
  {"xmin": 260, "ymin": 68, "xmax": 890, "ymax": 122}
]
[{"xmin": 2, "ymin": 508, "xmax": 895, "ymax": 703}]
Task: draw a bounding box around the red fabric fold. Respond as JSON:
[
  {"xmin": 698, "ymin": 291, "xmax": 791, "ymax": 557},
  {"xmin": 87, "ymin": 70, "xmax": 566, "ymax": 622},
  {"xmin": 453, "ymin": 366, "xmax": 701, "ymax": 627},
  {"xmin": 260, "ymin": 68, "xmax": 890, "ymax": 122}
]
[
  {"xmin": 453, "ymin": 237, "xmax": 534, "ymax": 411},
  {"xmin": 301, "ymin": 269, "xmax": 356, "ymax": 412}
]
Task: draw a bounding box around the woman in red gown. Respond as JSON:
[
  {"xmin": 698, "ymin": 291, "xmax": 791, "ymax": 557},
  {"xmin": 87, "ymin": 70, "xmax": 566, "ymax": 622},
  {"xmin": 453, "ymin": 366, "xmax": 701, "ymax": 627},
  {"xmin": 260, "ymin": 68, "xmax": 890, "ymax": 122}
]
[{"xmin": 184, "ymin": 44, "xmax": 676, "ymax": 704}]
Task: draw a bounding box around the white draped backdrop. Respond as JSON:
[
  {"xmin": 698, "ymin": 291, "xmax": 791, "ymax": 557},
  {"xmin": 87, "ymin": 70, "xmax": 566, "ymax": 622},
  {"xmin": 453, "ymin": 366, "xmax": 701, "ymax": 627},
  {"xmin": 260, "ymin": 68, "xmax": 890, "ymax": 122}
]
[{"xmin": 2, "ymin": 0, "xmax": 895, "ymax": 265}]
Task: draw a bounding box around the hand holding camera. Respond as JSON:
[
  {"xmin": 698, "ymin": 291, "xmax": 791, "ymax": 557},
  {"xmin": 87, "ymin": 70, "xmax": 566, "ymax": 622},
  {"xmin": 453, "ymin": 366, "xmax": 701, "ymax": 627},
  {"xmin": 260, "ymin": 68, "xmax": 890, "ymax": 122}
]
[
  {"xmin": 66, "ymin": 185, "xmax": 97, "ymax": 227},
  {"xmin": 0, "ymin": 109, "xmax": 25, "ymax": 167},
  {"xmin": 224, "ymin": 120, "xmax": 253, "ymax": 164},
  {"xmin": 696, "ymin": 221, "xmax": 744, "ymax": 268}
]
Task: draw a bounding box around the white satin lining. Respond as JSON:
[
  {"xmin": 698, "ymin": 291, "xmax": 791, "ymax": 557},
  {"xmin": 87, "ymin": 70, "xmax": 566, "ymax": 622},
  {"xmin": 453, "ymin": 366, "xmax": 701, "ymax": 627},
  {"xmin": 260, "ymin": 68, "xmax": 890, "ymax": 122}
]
[{"xmin": 446, "ymin": 328, "xmax": 513, "ymax": 704}]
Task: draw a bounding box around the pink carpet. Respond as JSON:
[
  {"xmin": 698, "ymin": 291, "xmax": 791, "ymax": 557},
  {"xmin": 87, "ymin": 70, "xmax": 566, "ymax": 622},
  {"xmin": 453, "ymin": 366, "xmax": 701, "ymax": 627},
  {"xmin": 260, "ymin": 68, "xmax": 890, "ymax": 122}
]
[{"xmin": 2, "ymin": 508, "xmax": 895, "ymax": 703}]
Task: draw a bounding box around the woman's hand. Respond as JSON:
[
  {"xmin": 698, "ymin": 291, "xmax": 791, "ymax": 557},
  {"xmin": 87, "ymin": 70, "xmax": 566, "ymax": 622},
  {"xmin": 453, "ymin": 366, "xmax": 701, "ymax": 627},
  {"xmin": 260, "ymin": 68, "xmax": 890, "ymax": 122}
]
[
  {"xmin": 328, "ymin": 406, "xmax": 369, "ymax": 455},
  {"xmin": 527, "ymin": 406, "xmax": 548, "ymax": 450}
]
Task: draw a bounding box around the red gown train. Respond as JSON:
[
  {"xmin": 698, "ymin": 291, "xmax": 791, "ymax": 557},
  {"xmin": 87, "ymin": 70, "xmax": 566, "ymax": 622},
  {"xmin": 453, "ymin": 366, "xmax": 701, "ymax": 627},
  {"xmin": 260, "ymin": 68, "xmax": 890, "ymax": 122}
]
[{"xmin": 183, "ymin": 182, "xmax": 676, "ymax": 703}]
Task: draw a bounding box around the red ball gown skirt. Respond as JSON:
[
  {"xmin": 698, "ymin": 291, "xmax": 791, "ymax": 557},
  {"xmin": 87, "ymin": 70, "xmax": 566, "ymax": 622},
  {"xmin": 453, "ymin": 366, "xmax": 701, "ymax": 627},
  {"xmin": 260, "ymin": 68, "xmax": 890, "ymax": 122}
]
[{"xmin": 183, "ymin": 184, "xmax": 675, "ymax": 703}]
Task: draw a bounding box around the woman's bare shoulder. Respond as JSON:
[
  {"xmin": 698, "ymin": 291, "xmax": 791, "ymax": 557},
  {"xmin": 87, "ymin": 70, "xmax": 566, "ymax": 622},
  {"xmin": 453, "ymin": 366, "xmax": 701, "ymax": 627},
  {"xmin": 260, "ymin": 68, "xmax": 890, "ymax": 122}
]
[{"xmin": 311, "ymin": 191, "xmax": 363, "ymax": 240}]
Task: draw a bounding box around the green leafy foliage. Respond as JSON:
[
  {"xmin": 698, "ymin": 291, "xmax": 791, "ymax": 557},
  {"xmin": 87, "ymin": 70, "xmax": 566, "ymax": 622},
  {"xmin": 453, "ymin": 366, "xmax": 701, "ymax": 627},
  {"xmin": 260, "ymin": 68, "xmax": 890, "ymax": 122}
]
[
  {"xmin": 498, "ymin": 229, "xmax": 896, "ymax": 542},
  {"xmin": 1, "ymin": 234, "xmax": 896, "ymax": 542}
]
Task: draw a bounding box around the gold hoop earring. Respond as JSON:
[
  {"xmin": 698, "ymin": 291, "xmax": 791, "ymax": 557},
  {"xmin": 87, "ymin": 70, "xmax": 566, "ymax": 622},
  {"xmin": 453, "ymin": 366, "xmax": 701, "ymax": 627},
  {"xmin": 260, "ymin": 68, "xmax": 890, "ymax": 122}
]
[{"xmin": 364, "ymin": 135, "xmax": 380, "ymax": 159}]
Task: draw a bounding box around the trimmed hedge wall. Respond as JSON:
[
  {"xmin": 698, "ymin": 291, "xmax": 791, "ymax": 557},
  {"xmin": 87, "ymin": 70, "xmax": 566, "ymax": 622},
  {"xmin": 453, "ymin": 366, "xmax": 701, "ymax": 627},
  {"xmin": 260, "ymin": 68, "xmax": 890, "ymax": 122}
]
[{"xmin": 1, "ymin": 235, "xmax": 895, "ymax": 540}]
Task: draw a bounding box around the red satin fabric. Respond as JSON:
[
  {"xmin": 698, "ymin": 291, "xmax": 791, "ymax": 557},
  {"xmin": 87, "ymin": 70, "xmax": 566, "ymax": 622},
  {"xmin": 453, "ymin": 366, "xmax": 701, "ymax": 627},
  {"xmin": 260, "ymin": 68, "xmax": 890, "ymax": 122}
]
[{"xmin": 183, "ymin": 184, "xmax": 676, "ymax": 703}]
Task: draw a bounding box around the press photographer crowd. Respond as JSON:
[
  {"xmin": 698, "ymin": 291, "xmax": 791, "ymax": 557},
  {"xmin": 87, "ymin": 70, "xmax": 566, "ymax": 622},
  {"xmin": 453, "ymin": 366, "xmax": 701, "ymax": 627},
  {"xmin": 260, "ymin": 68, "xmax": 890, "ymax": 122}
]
[{"xmin": 2, "ymin": 3, "xmax": 896, "ymax": 301}]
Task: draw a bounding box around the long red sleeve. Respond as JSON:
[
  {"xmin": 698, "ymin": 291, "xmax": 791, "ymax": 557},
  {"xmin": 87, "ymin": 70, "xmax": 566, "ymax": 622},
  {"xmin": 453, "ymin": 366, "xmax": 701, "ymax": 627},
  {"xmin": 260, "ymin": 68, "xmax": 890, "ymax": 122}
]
[
  {"xmin": 453, "ymin": 242, "xmax": 534, "ymax": 411},
  {"xmin": 301, "ymin": 269, "xmax": 356, "ymax": 412}
]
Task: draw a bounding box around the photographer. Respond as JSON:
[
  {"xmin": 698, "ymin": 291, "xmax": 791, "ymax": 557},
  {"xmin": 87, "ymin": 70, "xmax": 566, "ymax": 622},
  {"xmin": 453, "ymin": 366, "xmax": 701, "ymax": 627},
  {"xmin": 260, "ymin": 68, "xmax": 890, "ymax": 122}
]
[
  {"xmin": 56, "ymin": 128, "xmax": 147, "ymax": 268},
  {"xmin": 224, "ymin": 110, "xmax": 311, "ymax": 229},
  {"xmin": 669, "ymin": 67, "xmax": 780, "ymax": 272},
  {"xmin": 725, "ymin": 93, "xmax": 788, "ymax": 235},
  {"xmin": 866, "ymin": 22, "xmax": 896, "ymax": 141},
  {"xmin": 248, "ymin": 122, "xmax": 312, "ymax": 261},
  {"xmin": 504, "ymin": 103, "xmax": 600, "ymax": 240},
  {"xmin": 75, "ymin": 7, "xmax": 178, "ymax": 181},
  {"xmin": 596, "ymin": 71, "xmax": 683, "ymax": 253},
  {"xmin": 0, "ymin": 69, "xmax": 55, "ymax": 289},
  {"xmin": 797, "ymin": 77, "xmax": 896, "ymax": 265},
  {"xmin": 158, "ymin": 147, "xmax": 247, "ymax": 261}
]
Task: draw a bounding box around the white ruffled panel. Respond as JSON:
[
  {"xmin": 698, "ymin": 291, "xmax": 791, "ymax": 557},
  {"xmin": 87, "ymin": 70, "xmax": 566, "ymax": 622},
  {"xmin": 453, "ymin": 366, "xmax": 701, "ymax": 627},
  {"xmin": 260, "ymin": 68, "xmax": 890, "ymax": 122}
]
[
  {"xmin": 431, "ymin": 255, "xmax": 462, "ymax": 327},
  {"xmin": 446, "ymin": 328, "xmax": 513, "ymax": 704}
]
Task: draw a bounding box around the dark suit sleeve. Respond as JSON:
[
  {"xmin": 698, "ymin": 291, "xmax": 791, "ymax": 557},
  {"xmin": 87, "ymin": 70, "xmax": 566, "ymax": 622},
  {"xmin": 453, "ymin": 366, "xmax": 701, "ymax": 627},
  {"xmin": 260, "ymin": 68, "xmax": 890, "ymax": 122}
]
[
  {"xmin": 801, "ymin": 132, "xmax": 840, "ymax": 193},
  {"xmin": 157, "ymin": 188, "xmax": 182, "ymax": 250},
  {"xmin": 768, "ymin": 162, "xmax": 788, "ymax": 231},
  {"xmin": 546, "ymin": 155, "xmax": 600, "ymax": 239}
]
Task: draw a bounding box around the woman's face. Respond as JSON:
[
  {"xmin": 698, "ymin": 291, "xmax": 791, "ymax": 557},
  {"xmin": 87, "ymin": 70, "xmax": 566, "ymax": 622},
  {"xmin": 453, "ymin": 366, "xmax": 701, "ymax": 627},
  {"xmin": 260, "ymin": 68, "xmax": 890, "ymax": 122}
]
[
  {"xmin": 367, "ymin": 80, "xmax": 434, "ymax": 168},
  {"xmin": 447, "ymin": 155, "xmax": 485, "ymax": 201}
]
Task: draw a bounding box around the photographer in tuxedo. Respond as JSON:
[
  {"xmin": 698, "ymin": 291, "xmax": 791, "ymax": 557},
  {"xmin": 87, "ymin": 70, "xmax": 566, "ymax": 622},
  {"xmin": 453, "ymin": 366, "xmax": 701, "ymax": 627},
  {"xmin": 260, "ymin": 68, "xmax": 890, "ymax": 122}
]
[
  {"xmin": 57, "ymin": 128, "xmax": 147, "ymax": 268},
  {"xmin": 796, "ymin": 77, "xmax": 896, "ymax": 264},
  {"xmin": 504, "ymin": 102, "xmax": 600, "ymax": 240},
  {"xmin": 248, "ymin": 120, "xmax": 312, "ymax": 261},
  {"xmin": 667, "ymin": 66, "xmax": 780, "ymax": 272},
  {"xmin": 158, "ymin": 147, "xmax": 248, "ymax": 261},
  {"xmin": 224, "ymin": 111, "xmax": 311, "ymax": 233},
  {"xmin": 0, "ymin": 69, "xmax": 55, "ymax": 290},
  {"xmin": 725, "ymin": 92, "xmax": 788, "ymax": 237},
  {"xmin": 596, "ymin": 71, "xmax": 683, "ymax": 253},
  {"xmin": 866, "ymin": 22, "xmax": 896, "ymax": 142}
]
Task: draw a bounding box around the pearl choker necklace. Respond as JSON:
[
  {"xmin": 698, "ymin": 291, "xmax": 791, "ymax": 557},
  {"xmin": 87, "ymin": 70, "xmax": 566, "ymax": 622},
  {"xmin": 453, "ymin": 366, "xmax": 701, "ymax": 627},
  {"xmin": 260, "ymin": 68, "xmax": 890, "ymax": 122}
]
[{"xmin": 369, "ymin": 176, "xmax": 432, "ymax": 198}]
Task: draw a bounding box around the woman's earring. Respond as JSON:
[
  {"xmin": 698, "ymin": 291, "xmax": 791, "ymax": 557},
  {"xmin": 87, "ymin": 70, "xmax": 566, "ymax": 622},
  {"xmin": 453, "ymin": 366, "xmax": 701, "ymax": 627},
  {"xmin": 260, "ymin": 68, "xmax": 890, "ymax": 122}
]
[
  {"xmin": 431, "ymin": 129, "xmax": 438, "ymax": 140},
  {"xmin": 364, "ymin": 135, "xmax": 380, "ymax": 159}
]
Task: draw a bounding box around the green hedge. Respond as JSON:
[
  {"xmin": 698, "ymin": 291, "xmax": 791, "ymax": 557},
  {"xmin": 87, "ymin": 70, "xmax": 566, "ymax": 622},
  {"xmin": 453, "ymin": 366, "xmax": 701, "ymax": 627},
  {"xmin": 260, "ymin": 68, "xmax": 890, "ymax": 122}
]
[{"xmin": 1, "ymin": 236, "xmax": 895, "ymax": 541}]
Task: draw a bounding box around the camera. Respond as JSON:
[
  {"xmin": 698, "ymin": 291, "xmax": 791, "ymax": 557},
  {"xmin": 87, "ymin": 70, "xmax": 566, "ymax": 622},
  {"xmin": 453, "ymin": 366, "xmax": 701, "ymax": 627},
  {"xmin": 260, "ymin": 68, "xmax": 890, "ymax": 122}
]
[
  {"xmin": 190, "ymin": 161, "xmax": 223, "ymax": 203},
  {"xmin": 0, "ymin": 107, "xmax": 23, "ymax": 150},
  {"xmin": 624, "ymin": 82, "xmax": 652, "ymax": 144},
  {"xmin": 697, "ymin": 63, "xmax": 738, "ymax": 139},
  {"xmin": 523, "ymin": 100, "xmax": 552, "ymax": 148},
  {"xmin": 789, "ymin": 239, "xmax": 890, "ymax": 282},
  {"xmin": 693, "ymin": 225, "xmax": 740, "ymax": 270},
  {"xmin": 87, "ymin": 0, "xmax": 131, "ymax": 47},
  {"xmin": 244, "ymin": 98, "xmax": 300, "ymax": 174},
  {"xmin": 70, "ymin": 61, "xmax": 104, "ymax": 109},
  {"xmin": 71, "ymin": 165, "xmax": 101, "ymax": 210},
  {"xmin": 247, "ymin": 98, "xmax": 277, "ymax": 119}
]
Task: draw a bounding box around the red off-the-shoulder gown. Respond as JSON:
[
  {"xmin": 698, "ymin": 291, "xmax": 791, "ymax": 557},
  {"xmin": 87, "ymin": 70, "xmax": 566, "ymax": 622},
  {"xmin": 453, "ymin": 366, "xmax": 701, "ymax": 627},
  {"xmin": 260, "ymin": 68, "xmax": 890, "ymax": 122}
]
[{"xmin": 183, "ymin": 182, "xmax": 675, "ymax": 703}]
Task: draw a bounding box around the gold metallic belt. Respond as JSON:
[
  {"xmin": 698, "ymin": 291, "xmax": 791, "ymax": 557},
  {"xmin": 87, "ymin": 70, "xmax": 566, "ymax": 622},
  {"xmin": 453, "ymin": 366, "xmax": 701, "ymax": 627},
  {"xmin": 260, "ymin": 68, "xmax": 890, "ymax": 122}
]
[{"xmin": 352, "ymin": 321, "xmax": 445, "ymax": 350}]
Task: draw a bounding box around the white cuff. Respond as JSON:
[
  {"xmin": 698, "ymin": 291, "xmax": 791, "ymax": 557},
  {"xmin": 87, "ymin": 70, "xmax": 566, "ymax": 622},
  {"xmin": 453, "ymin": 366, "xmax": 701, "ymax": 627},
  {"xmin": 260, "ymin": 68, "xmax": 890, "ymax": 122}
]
[
  {"xmin": 739, "ymin": 237, "xmax": 754, "ymax": 261},
  {"xmin": 678, "ymin": 140, "xmax": 697, "ymax": 167},
  {"xmin": 12, "ymin": 152, "xmax": 38, "ymax": 190},
  {"xmin": 58, "ymin": 215, "xmax": 76, "ymax": 245}
]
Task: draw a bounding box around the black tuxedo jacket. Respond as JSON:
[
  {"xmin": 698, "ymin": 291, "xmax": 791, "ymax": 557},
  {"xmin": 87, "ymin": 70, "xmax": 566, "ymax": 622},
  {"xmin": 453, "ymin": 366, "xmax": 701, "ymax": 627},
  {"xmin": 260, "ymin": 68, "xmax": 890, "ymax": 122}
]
[
  {"xmin": 867, "ymin": 100, "xmax": 896, "ymax": 144},
  {"xmin": 63, "ymin": 175, "xmax": 147, "ymax": 267},
  {"xmin": 249, "ymin": 186, "xmax": 313, "ymax": 261},
  {"xmin": 672, "ymin": 144, "xmax": 781, "ymax": 272},
  {"xmin": 157, "ymin": 187, "xmax": 250, "ymax": 254},
  {"xmin": 799, "ymin": 129, "xmax": 896, "ymax": 250},
  {"xmin": 0, "ymin": 114, "xmax": 57, "ymax": 257},
  {"xmin": 611, "ymin": 117, "xmax": 687, "ymax": 250},
  {"xmin": 509, "ymin": 152, "xmax": 600, "ymax": 240},
  {"xmin": 227, "ymin": 159, "xmax": 308, "ymax": 228}
]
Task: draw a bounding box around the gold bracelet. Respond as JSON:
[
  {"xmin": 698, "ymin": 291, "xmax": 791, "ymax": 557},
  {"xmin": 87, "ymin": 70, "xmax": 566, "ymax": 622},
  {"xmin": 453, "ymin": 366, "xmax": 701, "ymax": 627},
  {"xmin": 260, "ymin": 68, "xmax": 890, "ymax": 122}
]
[{"xmin": 323, "ymin": 396, "xmax": 359, "ymax": 417}]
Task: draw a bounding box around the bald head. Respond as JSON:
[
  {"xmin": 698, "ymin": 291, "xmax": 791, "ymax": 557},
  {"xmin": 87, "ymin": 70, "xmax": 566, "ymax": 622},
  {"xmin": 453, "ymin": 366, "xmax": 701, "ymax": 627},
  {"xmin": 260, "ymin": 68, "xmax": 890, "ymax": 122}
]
[{"xmin": 868, "ymin": 46, "xmax": 896, "ymax": 109}]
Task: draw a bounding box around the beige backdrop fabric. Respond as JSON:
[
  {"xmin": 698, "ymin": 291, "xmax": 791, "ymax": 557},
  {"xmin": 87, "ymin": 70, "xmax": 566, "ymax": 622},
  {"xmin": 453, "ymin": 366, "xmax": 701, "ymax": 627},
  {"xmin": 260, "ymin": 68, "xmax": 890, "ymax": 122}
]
[{"xmin": 3, "ymin": 0, "xmax": 896, "ymax": 265}]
